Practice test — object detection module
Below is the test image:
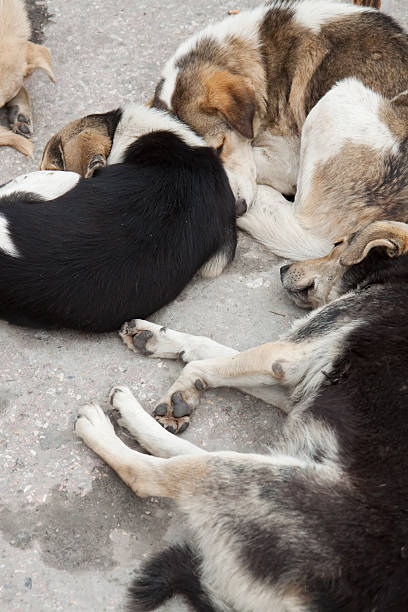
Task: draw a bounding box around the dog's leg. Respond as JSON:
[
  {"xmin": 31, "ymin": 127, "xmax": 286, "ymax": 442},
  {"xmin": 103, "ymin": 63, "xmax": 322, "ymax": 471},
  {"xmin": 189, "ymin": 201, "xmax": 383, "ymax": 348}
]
[
  {"xmin": 109, "ymin": 385, "xmax": 205, "ymax": 457},
  {"xmin": 150, "ymin": 339, "xmax": 312, "ymax": 432},
  {"xmin": 75, "ymin": 402, "xmax": 208, "ymax": 498},
  {"xmin": 6, "ymin": 86, "xmax": 32, "ymax": 139},
  {"xmin": 76, "ymin": 408, "xmax": 315, "ymax": 611},
  {"xmin": 238, "ymin": 185, "xmax": 331, "ymax": 260},
  {"xmin": 120, "ymin": 319, "xmax": 290, "ymax": 434},
  {"xmin": 120, "ymin": 319, "xmax": 238, "ymax": 361},
  {"xmin": 0, "ymin": 126, "xmax": 33, "ymax": 157}
]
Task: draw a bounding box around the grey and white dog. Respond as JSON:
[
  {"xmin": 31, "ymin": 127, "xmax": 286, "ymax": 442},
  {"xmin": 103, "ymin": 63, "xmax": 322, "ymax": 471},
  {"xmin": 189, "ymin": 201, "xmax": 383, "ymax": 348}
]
[{"xmin": 76, "ymin": 222, "xmax": 408, "ymax": 611}]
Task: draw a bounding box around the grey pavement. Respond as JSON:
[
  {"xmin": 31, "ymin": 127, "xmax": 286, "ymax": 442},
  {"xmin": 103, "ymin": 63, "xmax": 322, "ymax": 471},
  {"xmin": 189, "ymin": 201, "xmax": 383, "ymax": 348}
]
[{"xmin": 0, "ymin": 1, "xmax": 407, "ymax": 611}]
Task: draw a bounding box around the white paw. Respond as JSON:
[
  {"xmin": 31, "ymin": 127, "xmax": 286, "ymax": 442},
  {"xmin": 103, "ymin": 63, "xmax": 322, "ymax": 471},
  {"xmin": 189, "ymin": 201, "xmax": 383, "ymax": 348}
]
[
  {"xmin": 119, "ymin": 319, "xmax": 180, "ymax": 359},
  {"xmin": 119, "ymin": 319, "xmax": 162, "ymax": 355},
  {"xmin": 75, "ymin": 402, "xmax": 115, "ymax": 442},
  {"xmin": 109, "ymin": 385, "xmax": 146, "ymax": 431}
]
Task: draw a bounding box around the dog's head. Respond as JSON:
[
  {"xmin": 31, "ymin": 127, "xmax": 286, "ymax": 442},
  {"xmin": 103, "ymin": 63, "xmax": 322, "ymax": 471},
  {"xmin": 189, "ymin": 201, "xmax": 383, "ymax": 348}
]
[
  {"xmin": 40, "ymin": 110, "xmax": 121, "ymax": 177},
  {"xmin": 153, "ymin": 33, "xmax": 267, "ymax": 207},
  {"xmin": 0, "ymin": 40, "xmax": 55, "ymax": 108},
  {"xmin": 280, "ymin": 221, "xmax": 408, "ymax": 308}
]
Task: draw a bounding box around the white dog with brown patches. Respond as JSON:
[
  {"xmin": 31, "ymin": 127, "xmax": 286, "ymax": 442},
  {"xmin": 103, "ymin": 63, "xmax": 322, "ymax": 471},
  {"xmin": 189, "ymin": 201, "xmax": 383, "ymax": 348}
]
[{"xmin": 152, "ymin": 0, "xmax": 408, "ymax": 261}]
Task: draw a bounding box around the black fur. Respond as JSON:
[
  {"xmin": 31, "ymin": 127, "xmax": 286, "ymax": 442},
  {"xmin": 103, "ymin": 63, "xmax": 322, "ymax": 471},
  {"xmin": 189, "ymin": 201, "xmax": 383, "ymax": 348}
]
[
  {"xmin": 128, "ymin": 543, "xmax": 216, "ymax": 612},
  {"xmin": 0, "ymin": 127, "xmax": 236, "ymax": 332},
  {"xmin": 128, "ymin": 253, "xmax": 408, "ymax": 611}
]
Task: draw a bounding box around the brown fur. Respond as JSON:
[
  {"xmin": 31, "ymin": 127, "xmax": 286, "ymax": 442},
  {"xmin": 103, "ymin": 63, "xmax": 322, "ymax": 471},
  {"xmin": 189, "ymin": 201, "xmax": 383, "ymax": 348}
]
[
  {"xmin": 281, "ymin": 222, "xmax": 408, "ymax": 308},
  {"xmin": 340, "ymin": 221, "xmax": 408, "ymax": 265},
  {"xmin": 354, "ymin": 0, "xmax": 381, "ymax": 8},
  {"xmin": 153, "ymin": 0, "xmax": 407, "ymax": 207},
  {"xmin": 201, "ymin": 68, "xmax": 257, "ymax": 139},
  {"xmin": 41, "ymin": 115, "xmax": 113, "ymax": 177},
  {"xmin": 0, "ymin": 0, "xmax": 55, "ymax": 156}
]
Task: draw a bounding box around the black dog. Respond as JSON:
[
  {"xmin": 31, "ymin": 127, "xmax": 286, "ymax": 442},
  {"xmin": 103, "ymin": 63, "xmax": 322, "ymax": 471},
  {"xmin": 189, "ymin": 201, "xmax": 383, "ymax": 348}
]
[{"xmin": 0, "ymin": 105, "xmax": 236, "ymax": 332}]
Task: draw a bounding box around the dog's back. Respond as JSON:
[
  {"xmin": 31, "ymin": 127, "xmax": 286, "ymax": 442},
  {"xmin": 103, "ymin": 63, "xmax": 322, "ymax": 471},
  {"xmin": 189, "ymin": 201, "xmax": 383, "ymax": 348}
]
[
  {"xmin": 0, "ymin": 0, "xmax": 30, "ymax": 40},
  {"xmin": 0, "ymin": 130, "xmax": 236, "ymax": 331}
]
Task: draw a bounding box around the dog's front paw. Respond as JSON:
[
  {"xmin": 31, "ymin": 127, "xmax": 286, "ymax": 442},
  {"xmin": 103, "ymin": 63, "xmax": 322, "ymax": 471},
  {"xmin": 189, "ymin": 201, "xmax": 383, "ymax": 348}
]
[
  {"xmin": 119, "ymin": 319, "xmax": 159, "ymax": 355},
  {"xmin": 75, "ymin": 402, "xmax": 115, "ymax": 444},
  {"xmin": 153, "ymin": 388, "xmax": 201, "ymax": 434}
]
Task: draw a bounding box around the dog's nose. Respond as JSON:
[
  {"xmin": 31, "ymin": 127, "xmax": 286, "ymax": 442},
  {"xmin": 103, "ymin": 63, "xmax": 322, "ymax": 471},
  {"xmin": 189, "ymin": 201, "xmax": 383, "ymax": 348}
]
[
  {"xmin": 280, "ymin": 264, "xmax": 290, "ymax": 281},
  {"xmin": 235, "ymin": 198, "xmax": 247, "ymax": 217}
]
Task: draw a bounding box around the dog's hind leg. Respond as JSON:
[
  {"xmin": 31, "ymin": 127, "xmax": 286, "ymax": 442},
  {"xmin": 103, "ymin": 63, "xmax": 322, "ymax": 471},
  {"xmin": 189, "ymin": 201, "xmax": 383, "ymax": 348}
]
[
  {"xmin": 0, "ymin": 125, "xmax": 33, "ymax": 156},
  {"xmin": 75, "ymin": 402, "xmax": 208, "ymax": 497},
  {"xmin": 6, "ymin": 86, "xmax": 32, "ymax": 139},
  {"xmin": 76, "ymin": 406, "xmax": 313, "ymax": 611}
]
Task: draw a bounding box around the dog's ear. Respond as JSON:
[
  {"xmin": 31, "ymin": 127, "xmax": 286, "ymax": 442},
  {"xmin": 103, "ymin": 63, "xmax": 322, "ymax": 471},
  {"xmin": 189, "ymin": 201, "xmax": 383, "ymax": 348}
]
[
  {"xmin": 202, "ymin": 70, "xmax": 256, "ymax": 139},
  {"xmin": 25, "ymin": 42, "xmax": 56, "ymax": 83},
  {"xmin": 40, "ymin": 134, "xmax": 65, "ymax": 171},
  {"xmin": 61, "ymin": 130, "xmax": 111, "ymax": 178},
  {"xmin": 352, "ymin": 0, "xmax": 381, "ymax": 8},
  {"xmin": 340, "ymin": 221, "xmax": 408, "ymax": 266}
]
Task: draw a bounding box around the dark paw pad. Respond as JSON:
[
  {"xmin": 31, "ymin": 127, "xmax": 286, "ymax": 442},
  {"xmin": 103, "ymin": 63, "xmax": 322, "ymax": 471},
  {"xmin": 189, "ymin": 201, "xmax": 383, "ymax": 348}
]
[
  {"xmin": 171, "ymin": 392, "xmax": 192, "ymax": 418},
  {"xmin": 132, "ymin": 330, "xmax": 153, "ymax": 355},
  {"xmin": 154, "ymin": 403, "xmax": 168, "ymax": 417},
  {"xmin": 194, "ymin": 379, "xmax": 205, "ymax": 391}
]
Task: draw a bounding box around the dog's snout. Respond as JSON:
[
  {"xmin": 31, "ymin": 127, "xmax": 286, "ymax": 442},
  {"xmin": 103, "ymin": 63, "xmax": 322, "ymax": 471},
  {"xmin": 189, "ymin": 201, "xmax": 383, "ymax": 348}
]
[
  {"xmin": 235, "ymin": 198, "xmax": 247, "ymax": 217},
  {"xmin": 280, "ymin": 264, "xmax": 290, "ymax": 281}
]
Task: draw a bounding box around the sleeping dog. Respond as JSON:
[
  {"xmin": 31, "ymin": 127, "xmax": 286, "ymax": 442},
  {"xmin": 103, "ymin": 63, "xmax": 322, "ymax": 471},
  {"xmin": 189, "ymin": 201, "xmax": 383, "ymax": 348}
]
[
  {"xmin": 0, "ymin": 106, "xmax": 236, "ymax": 331},
  {"xmin": 76, "ymin": 219, "xmax": 408, "ymax": 611},
  {"xmin": 0, "ymin": 0, "xmax": 55, "ymax": 156},
  {"xmin": 151, "ymin": 0, "xmax": 408, "ymax": 260}
]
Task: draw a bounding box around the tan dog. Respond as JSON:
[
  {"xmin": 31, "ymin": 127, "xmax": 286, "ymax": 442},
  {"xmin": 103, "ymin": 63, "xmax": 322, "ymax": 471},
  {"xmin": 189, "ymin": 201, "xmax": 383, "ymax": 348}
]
[{"xmin": 0, "ymin": 0, "xmax": 55, "ymax": 156}]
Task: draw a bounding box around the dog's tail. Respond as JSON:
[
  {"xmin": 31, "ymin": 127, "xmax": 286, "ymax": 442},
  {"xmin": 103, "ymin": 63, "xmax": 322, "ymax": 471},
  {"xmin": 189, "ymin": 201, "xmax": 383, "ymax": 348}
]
[
  {"xmin": 353, "ymin": 0, "xmax": 381, "ymax": 9},
  {"xmin": 127, "ymin": 543, "xmax": 217, "ymax": 612}
]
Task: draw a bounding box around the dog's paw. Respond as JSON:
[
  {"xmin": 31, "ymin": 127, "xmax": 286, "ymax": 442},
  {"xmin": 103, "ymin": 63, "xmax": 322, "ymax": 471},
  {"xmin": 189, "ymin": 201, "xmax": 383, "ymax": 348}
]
[
  {"xmin": 75, "ymin": 402, "xmax": 115, "ymax": 443},
  {"xmin": 153, "ymin": 389, "xmax": 200, "ymax": 434},
  {"xmin": 8, "ymin": 106, "xmax": 33, "ymax": 139},
  {"xmin": 155, "ymin": 413, "xmax": 190, "ymax": 435},
  {"xmin": 119, "ymin": 319, "xmax": 162, "ymax": 355}
]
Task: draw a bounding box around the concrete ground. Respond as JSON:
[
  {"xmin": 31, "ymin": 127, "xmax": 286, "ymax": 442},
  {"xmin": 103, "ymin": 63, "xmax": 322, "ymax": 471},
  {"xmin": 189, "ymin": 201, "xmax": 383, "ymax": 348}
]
[{"xmin": 0, "ymin": 1, "xmax": 406, "ymax": 610}]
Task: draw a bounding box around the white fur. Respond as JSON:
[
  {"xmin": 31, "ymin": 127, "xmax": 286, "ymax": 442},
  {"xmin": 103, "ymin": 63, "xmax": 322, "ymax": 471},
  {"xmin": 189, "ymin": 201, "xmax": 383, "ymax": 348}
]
[
  {"xmin": 160, "ymin": 5, "xmax": 268, "ymax": 109},
  {"xmin": 239, "ymin": 79, "xmax": 400, "ymax": 258},
  {"xmin": 293, "ymin": 0, "xmax": 373, "ymax": 34},
  {"xmin": 296, "ymin": 78, "xmax": 399, "ymax": 208},
  {"xmin": 0, "ymin": 214, "xmax": 19, "ymax": 257},
  {"xmin": 108, "ymin": 104, "xmax": 205, "ymax": 165},
  {"xmin": 238, "ymin": 185, "xmax": 332, "ymax": 260},
  {"xmin": 0, "ymin": 170, "xmax": 80, "ymax": 201},
  {"xmin": 200, "ymin": 250, "xmax": 232, "ymax": 279},
  {"xmin": 121, "ymin": 319, "xmax": 238, "ymax": 361}
]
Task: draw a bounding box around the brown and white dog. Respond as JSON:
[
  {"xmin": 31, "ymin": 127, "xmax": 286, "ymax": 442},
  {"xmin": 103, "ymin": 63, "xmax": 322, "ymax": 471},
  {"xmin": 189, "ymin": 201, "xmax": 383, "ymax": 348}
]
[
  {"xmin": 152, "ymin": 0, "xmax": 408, "ymax": 260},
  {"xmin": 0, "ymin": 0, "xmax": 55, "ymax": 156}
]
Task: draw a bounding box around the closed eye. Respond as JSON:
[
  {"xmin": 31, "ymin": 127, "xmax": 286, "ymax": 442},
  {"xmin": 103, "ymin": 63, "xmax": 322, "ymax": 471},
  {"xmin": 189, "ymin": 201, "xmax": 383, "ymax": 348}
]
[{"xmin": 216, "ymin": 141, "xmax": 224, "ymax": 156}]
